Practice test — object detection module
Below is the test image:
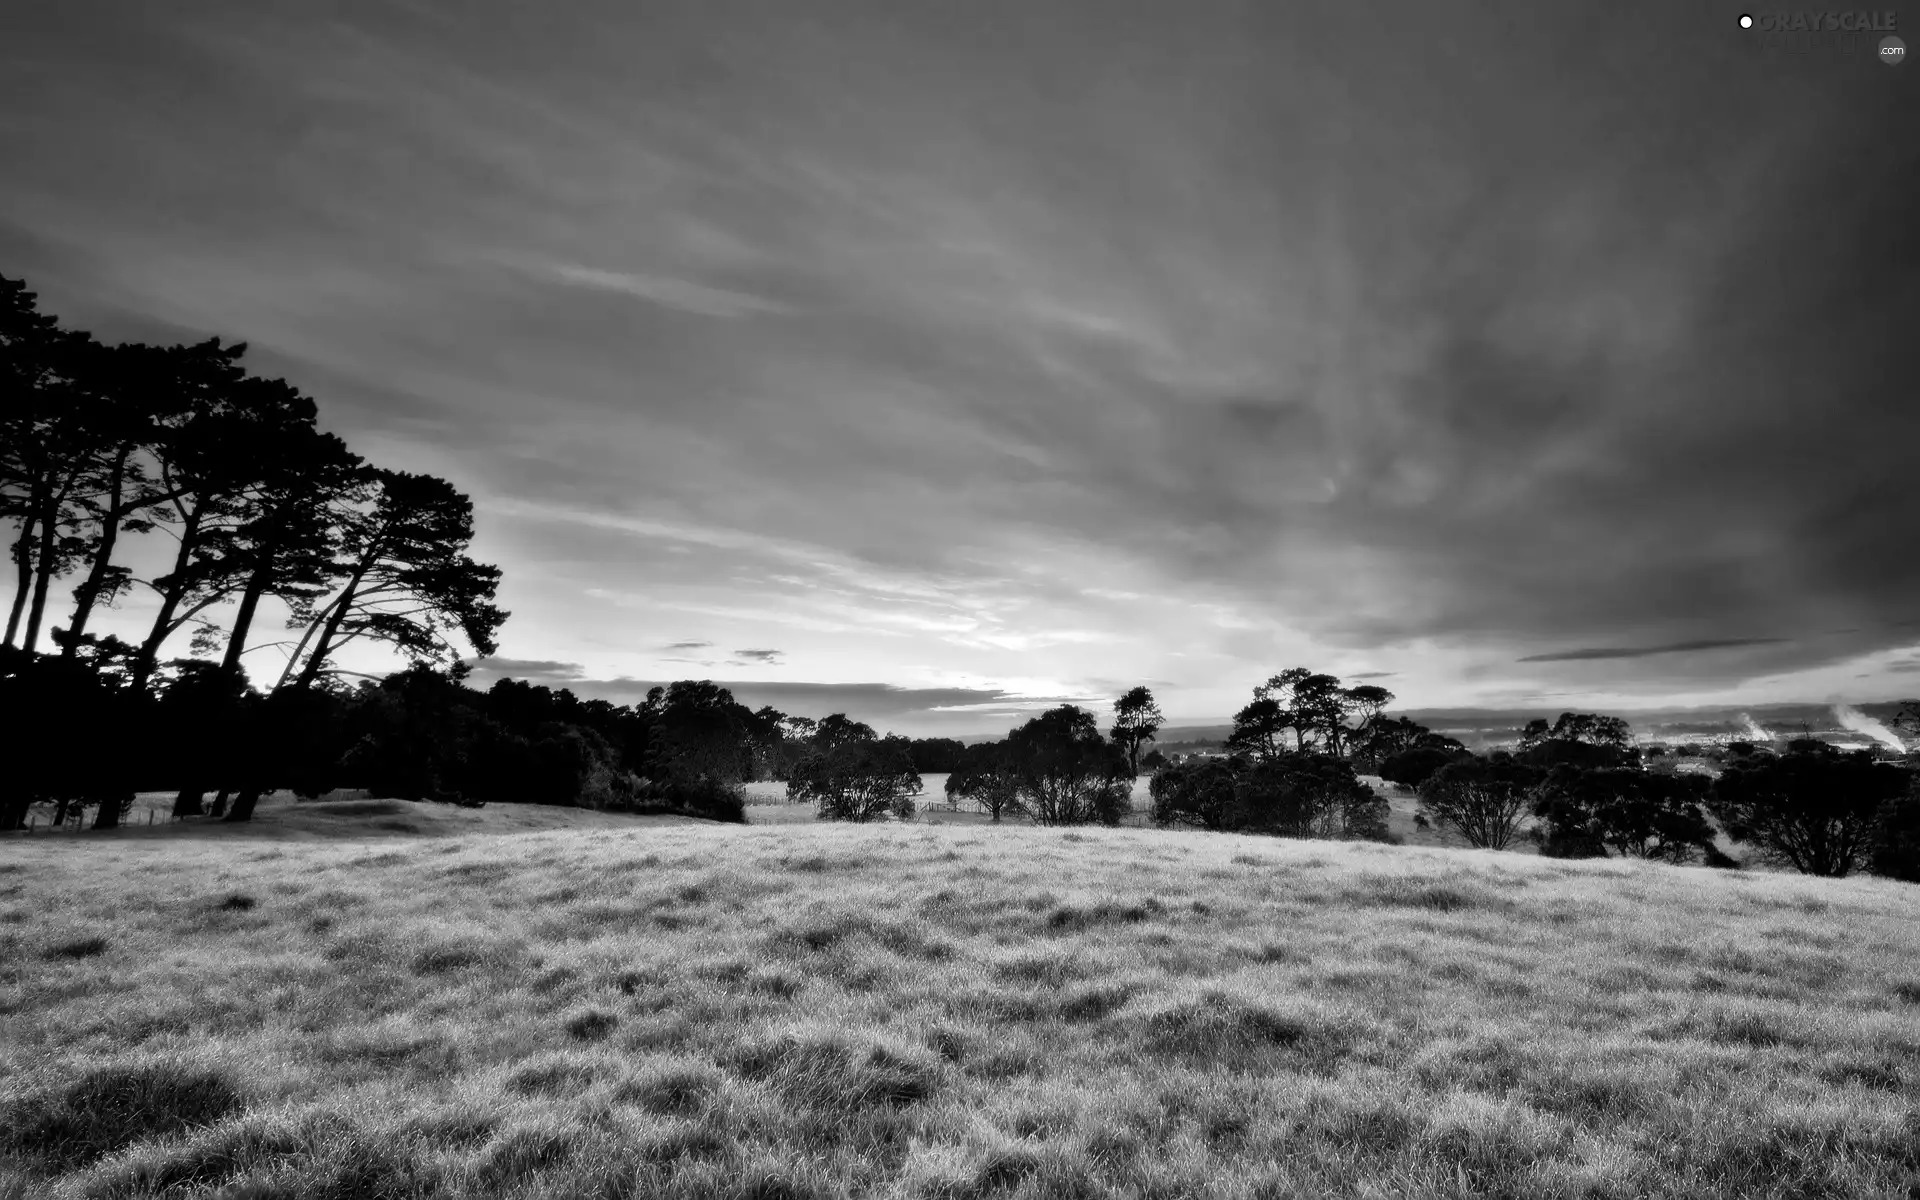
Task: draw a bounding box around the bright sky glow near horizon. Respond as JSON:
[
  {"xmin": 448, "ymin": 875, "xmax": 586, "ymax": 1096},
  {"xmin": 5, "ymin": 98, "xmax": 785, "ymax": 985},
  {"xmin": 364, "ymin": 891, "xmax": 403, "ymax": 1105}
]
[{"xmin": 3, "ymin": 1, "xmax": 1915, "ymax": 737}]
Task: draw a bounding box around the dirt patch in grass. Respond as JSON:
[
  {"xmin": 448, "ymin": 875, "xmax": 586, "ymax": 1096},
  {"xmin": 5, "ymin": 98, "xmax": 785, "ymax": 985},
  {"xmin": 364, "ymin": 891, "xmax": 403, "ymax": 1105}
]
[
  {"xmin": 1044, "ymin": 897, "xmax": 1164, "ymax": 930},
  {"xmin": 410, "ymin": 937, "xmax": 512, "ymax": 975},
  {"xmin": 564, "ymin": 1008, "xmax": 619, "ymax": 1041},
  {"xmin": 44, "ymin": 935, "xmax": 109, "ymax": 960}
]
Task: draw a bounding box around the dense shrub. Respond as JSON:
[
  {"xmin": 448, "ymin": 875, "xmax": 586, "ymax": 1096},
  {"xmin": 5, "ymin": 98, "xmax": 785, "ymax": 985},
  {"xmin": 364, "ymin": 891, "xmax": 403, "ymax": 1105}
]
[
  {"xmin": 1149, "ymin": 758, "xmax": 1242, "ymax": 831},
  {"xmin": 1709, "ymin": 747, "xmax": 1909, "ymax": 877},
  {"xmin": 946, "ymin": 741, "xmax": 1026, "ymax": 822},
  {"xmin": 1379, "ymin": 747, "xmax": 1460, "ymax": 791},
  {"xmin": 1237, "ymin": 756, "xmax": 1390, "ymax": 841},
  {"xmin": 1529, "ymin": 767, "xmax": 1716, "ymax": 863},
  {"xmin": 788, "ymin": 729, "xmax": 920, "ymax": 822},
  {"xmin": 657, "ymin": 776, "xmax": 749, "ymax": 824},
  {"xmin": 1003, "ymin": 706, "xmax": 1133, "ymax": 826},
  {"xmin": 1417, "ymin": 753, "xmax": 1541, "ymax": 850},
  {"xmin": 1151, "ymin": 754, "xmax": 1388, "ymax": 841},
  {"xmin": 906, "ymin": 737, "xmax": 967, "ymax": 773},
  {"xmin": 1867, "ymin": 777, "xmax": 1920, "ymax": 883}
]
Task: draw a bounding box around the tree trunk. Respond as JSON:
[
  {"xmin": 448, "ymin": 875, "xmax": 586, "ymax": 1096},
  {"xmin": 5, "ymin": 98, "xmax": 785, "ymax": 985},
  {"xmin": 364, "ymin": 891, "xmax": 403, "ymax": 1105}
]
[
  {"xmin": 4, "ymin": 494, "xmax": 41, "ymax": 647},
  {"xmin": 64, "ymin": 450, "xmax": 133, "ymax": 654},
  {"xmin": 0, "ymin": 790, "xmax": 28, "ymax": 831},
  {"xmin": 93, "ymin": 792, "xmax": 129, "ymax": 830},
  {"xmin": 22, "ymin": 484, "xmax": 70, "ymax": 653},
  {"xmin": 219, "ymin": 565, "xmax": 273, "ymax": 680},
  {"xmin": 52, "ymin": 795, "xmax": 70, "ymax": 827},
  {"xmin": 223, "ymin": 787, "xmax": 263, "ymax": 823},
  {"xmin": 293, "ymin": 566, "xmax": 367, "ymax": 690},
  {"xmin": 271, "ymin": 607, "xmax": 328, "ymax": 693},
  {"xmin": 209, "ymin": 789, "xmax": 229, "ymax": 818},
  {"xmin": 131, "ymin": 508, "xmax": 203, "ymax": 692},
  {"xmin": 172, "ymin": 788, "xmax": 205, "ymax": 817}
]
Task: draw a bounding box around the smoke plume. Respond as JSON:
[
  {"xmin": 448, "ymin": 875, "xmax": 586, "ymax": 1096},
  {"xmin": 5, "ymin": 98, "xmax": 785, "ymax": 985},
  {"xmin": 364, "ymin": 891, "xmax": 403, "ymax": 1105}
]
[{"xmin": 1832, "ymin": 704, "xmax": 1907, "ymax": 754}]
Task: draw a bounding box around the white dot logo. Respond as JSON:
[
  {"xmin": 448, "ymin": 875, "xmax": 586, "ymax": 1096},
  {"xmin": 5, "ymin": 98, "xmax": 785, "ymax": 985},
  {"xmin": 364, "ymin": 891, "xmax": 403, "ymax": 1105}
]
[
  {"xmin": 1738, "ymin": 13, "xmax": 1754, "ymax": 28},
  {"xmin": 1882, "ymin": 35, "xmax": 1907, "ymax": 64}
]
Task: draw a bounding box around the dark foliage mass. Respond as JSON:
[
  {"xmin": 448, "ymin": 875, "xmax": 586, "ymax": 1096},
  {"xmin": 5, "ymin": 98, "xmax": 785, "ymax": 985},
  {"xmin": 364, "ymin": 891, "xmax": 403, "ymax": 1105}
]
[
  {"xmin": 1416, "ymin": 753, "xmax": 1540, "ymax": 851},
  {"xmin": 944, "ymin": 740, "xmax": 1027, "ymax": 823},
  {"xmin": 1150, "ymin": 754, "xmax": 1389, "ymax": 842},
  {"xmin": 1529, "ymin": 766, "xmax": 1716, "ymax": 862},
  {"xmin": 1709, "ymin": 744, "xmax": 1911, "ymax": 878},
  {"xmin": 1379, "ymin": 747, "xmax": 1467, "ymax": 791},
  {"xmin": 1005, "ymin": 705, "xmax": 1133, "ymax": 826},
  {"xmin": 1869, "ymin": 775, "xmax": 1920, "ymax": 883},
  {"xmin": 942, "ymin": 705, "xmax": 1133, "ymax": 826},
  {"xmin": 786, "ymin": 716, "xmax": 921, "ymax": 821},
  {"xmin": 0, "ymin": 275, "xmax": 772, "ymax": 825}
]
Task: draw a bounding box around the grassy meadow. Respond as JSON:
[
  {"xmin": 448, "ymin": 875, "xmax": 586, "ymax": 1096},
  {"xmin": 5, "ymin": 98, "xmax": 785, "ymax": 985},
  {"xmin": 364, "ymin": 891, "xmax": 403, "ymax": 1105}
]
[{"xmin": 4, "ymin": 794, "xmax": 1919, "ymax": 1199}]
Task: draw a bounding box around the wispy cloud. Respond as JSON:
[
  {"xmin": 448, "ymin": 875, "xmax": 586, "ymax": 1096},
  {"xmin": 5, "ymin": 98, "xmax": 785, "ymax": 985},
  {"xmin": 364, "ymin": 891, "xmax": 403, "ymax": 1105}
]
[
  {"xmin": 548, "ymin": 263, "xmax": 788, "ymax": 319},
  {"xmin": 731, "ymin": 648, "xmax": 784, "ymax": 664},
  {"xmin": 1517, "ymin": 639, "xmax": 1790, "ymax": 663},
  {"xmin": 5, "ymin": 0, "xmax": 1912, "ymax": 723}
]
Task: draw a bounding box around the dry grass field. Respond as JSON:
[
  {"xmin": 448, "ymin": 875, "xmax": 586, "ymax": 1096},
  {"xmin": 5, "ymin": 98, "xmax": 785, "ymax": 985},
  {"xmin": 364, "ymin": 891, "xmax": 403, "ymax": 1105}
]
[{"xmin": 4, "ymin": 794, "xmax": 1919, "ymax": 1199}]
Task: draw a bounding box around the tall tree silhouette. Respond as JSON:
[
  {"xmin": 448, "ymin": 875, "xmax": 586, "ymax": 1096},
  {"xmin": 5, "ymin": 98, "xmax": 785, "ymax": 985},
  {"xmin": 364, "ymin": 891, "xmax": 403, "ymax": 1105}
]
[
  {"xmin": 278, "ymin": 470, "xmax": 505, "ymax": 693},
  {"xmin": 210, "ymin": 429, "xmax": 362, "ymax": 681},
  {"xmin": 57, "ymin": 342, "xmax": 200, "ymax": 655},
  {"xmin": 1109, "ymin": 685, "xmax": 1164, "ymax": 776},
  {"xmin": 0, "ymin": 277, "xmax": 98, "ymax": 652},
  {"xmin": 124, "ymin": 339, "xmax": 273, "ymax": 692}
]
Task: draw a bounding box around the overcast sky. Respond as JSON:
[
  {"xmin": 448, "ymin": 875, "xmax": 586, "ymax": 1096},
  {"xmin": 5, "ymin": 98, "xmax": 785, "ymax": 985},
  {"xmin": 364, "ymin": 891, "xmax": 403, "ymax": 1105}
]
[{"xmin": 4, "ymin": 0, "xmax": 1915, "ymax": 736}]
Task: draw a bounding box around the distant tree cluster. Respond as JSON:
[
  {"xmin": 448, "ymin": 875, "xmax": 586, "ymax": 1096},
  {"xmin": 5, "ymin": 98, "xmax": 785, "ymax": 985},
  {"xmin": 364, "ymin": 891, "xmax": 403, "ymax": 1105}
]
[
  {"xmin": 940, "ymin": 705, "xmax": 1133, "ymax": 826},
  {"xmin": 1150, "ymin": 755, "xmax": 1388, "ymax": 841},
  {"xmin": 1142, "ymin": 670, "xmax": 1409, "ymax": 844},
  {"xmin": 784, "ymin": 713, "xmax": 921, "ymax": 821}
]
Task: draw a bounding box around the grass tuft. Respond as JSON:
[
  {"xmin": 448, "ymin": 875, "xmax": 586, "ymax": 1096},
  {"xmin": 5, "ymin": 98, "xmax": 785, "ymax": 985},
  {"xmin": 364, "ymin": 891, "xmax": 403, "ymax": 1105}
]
[
  {"xmin": 506, "ymin": 1056, "xmax": 598, "ymax": 1097},
  {"xmin": 730, "ymin": 1027, "xmax": 943, "ymax": 1110},
  {"xmin": 1142, "ymin": 991, "xmax": 1351, "ymax": 1071},
  {"xmin": 477, "ymin": 1125, "xmax": 574, "ymax": 1188},
  {"xmin": 0, "ymin": 1062, "xmax": 243, "ymax": 1170},
  {"xmin": 563, "ymin": 1007, "xmax": 619, "ymax": 1041},
  {"xmin": 1346, "ymin": 873, "xmax": 1498, "ymax": 912},
  {"xmin": 615, "ymin": 1061, "xmax": 725, "ymax": 1116},
  {"xmin": 1045, "ymin": 897, "xmax": 1162, "ymax": 930}
]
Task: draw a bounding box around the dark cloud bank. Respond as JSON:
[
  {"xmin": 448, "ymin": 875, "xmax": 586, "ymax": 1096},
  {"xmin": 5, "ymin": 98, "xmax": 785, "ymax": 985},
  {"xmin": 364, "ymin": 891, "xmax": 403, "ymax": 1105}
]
[{"xmin": 4, "ymin": 0, "xmax": 1915, "ymax": 714}]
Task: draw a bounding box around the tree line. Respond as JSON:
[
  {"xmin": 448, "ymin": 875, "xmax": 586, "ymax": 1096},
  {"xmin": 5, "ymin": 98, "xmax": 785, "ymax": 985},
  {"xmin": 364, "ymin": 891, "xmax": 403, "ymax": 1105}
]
[{"xmin": 6, "ymin": 272, "xmax": 1917, "ymax": 881}]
